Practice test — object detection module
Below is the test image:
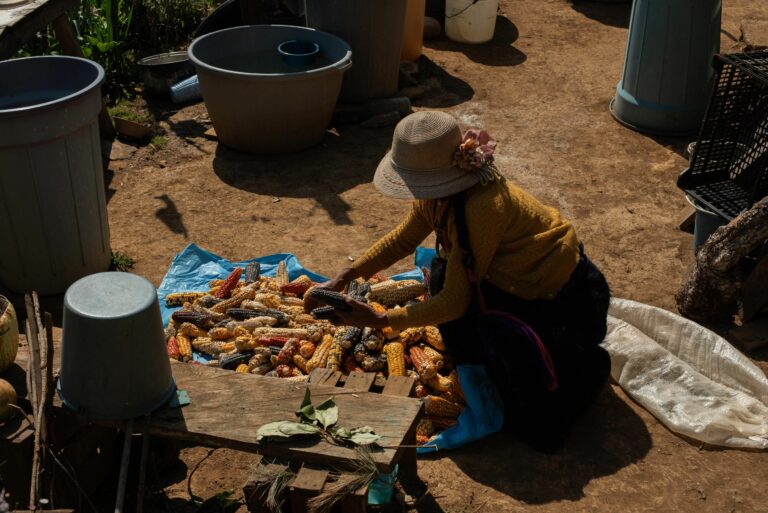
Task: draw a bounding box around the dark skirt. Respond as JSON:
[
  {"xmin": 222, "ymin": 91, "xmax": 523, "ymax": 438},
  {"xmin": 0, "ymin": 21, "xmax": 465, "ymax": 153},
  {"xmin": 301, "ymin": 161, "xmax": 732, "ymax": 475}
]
[{"xmin": 439, "ymin": 250, "xmax": 612, "ymax": 453}]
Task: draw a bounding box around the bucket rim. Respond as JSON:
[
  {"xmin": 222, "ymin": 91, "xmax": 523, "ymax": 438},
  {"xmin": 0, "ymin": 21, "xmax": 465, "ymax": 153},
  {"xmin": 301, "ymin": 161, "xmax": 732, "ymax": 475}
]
[
  {"xmin": 0, "ymin": 55, "xmax": 105, "ymax": 116},
  {"xmin": 188, "ymin": 24, "xmax": 352, "ymax": 80},
  {"xmin": 684, "ymin": 193, "xmax": 718, "ymax": 216}
]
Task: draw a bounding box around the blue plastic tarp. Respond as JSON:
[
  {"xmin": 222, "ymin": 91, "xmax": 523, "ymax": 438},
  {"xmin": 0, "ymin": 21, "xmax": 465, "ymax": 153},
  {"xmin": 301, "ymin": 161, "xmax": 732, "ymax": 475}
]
[{"xmin": 157, "ymin": 243, "xmax": 504, "ymax": 451}]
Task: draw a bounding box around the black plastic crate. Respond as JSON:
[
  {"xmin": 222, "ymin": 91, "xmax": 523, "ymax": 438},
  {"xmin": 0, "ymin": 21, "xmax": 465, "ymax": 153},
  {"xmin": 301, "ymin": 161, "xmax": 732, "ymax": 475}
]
[{"xmin": 678, "ymin": 50, "xmax": 768, "ymax": 220}]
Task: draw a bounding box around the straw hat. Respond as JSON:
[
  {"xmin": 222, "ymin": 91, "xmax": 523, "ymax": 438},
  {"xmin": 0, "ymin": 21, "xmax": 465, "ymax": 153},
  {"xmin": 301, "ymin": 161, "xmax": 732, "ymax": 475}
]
[{"xmin": 373, "ymin": 111, "xmax": 482, "ymax": 200}]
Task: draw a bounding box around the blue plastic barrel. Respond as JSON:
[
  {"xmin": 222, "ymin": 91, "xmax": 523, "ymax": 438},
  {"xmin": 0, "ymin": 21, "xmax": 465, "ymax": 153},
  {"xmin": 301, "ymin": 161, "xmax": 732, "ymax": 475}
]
[{"xmin": 610, "ymin": 0, "xmax": 722, "ymax": 136}]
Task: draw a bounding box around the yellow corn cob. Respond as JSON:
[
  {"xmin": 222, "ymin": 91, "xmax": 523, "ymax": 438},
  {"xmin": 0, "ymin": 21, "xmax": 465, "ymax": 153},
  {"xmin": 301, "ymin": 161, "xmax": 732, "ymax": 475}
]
[
  {"xmin": 192, "ymin": 337, "xmax": 231, "ymax": 355},
  {"xmin": 409, "ymin": 346, "xmax": 437, "ymax": 380},
  {"xmin": 165, "ymin": 292, "xmax": 205, "ymax": 307},
  {"xmin": 306, "ymin": 334, "xmax": 334, "ymax": 373},
  {"xmin": 298, "ymin": 340, "xmax": 316, "ymax": 358},
  {"xmin": 241, "ymin": 300, "xmax": 268, "ymax": 311},
  {"xmin": 190, "ymin": 304, "xmax": 227, "ymax": 322},
  {"xmin": 414, "ymin": 383, "xmax": 429, "ymax": 398},
  {"xmin": 176, "ymin": 334, "xmax": 192, "ymax": 362},
  {"xmin": 367, "ymin": 279, "xmax": 425, "ymax": 306},
  {"xmin": 280, "ymin": 296, "xmax": 305, "ymax": 307},
  {"xmin": 424, "ymin": 326, "xmax": 446, "ymax": 351},
  {"xmin": 426, "ymin": 373, "xmax": 453, "ymax": 393},
  {"xmin": 440, "ymin": 390, "xmax": 466, "ymax": 405},
  {"xmin": 233, "ymin": 326, "xmax": 250, "ymax": 338},
  {"xmin": 235, "ymin": 364, "xmax": 249, "ymax": 373},
  {"xmin": 275, "ymin": 261, "xmax": 289, "ymax": 287},
  {"xmin": 448, "ymin": 369, "xmax": 466, "ymax": 404},
  {"xmin": 254, "ymin": 293, "xmax": 282, "ymax": 309},
  {"xmin": 427, "ymin": 415, "xmax": 459, "ymax": 431},
  {"xmin": 416, "ymin": 418, "xmax": 436, "ymax": 438},
  {"xmin": 416, "ymin": 434, "xmax": 431, "ymax": 445},
  {"xmin": 284, "ymin": 375, "xmax": 310, "ymax": 383},
  {"xmin": 383, "ymin": 342, "xmax": 406, "ymax": 377},
  {"xmin": 235, "ymin": 336, "xmax": 256, "ymax": 351},
  {"xmin": 252, "ymin": 327, "xmax": 310, "ymax": 339},
  {"xmin": 424, "ymin": 395, "xmax": 464, "ymax": 418},
  {"xmin": 293, "ymin": 353, "xmax": 309, "ymax": 373},
  {"xmin": 368, "ymin": 302, "xmax": 398, "ymax": 340},
  {"xmin": 420, "ymin": 345, "xmax": 444, "ymax": 370},
  {"xmin": 209, "ymin": 278, "xmax": 224, "ymax": 288},
  {"xmin": 399, "ymin": 327, "xmax": 424, "ymax": 345},
  {"xmin": 236, "ymin": 317, "xmax": 279, "ymax": 331},
  {"xmin": 211, "ymin": 286, "xmax": 257, "ymax": 313},
  {"xmin": 248, "ymin": 348, "xmax": 272, "ymax": 370},
  {"xmin": 326, "ymin": 342, "xmax": 343, "ymax": 372},
  {"xmin": 279, "ymin": 305, "xmax": 306, "ymax": 317},
  {"xmin": 209, "ymin": 326, "xmax": 234, "ymax": 340},
  {"xmin": 220, "ymin": 341, "xmax": 236, "ymax": 353}
]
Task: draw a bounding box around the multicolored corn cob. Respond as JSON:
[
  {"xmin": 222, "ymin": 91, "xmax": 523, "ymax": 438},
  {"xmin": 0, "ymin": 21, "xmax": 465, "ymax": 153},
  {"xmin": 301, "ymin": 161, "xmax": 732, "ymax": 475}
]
[
  {"xmin": 367, "ymin": 279, "xmax": 426, "ymax": 306},
  {"xmin": 424, "ymin": 395, "xmax": 464, "ymax": 418},
  {"xmin": 383, "ymin": 342, "xmax": 405, "ymax": 376},
  {"xmin": 213, "ymin": 267, "xmax": 243, "ymax": 299},
  {"xmin": 326, "ymin": 342, "xmax": 343, "ymax": 372},
  {"xmin": 409, "ymin": 345, "xmax": 437, "ymax": 380},
  {"xmin": 275, "ymin": 261, "xmax": 289, "ymax": 287},
  {"xmin": 421, "ymin": 345, "xmax": 445, "ymax": 370},
  {"xmin": 306, "ymin": 334, "xmax": 334, "ymax": 372},
  {"xmin": 423, "ymin": 326, "xmax": 446, "ymax": 351},
  {"xmin": 244, "ymin": 262, "xmax": 261, "ymax": 284},
  {"xmin": 176, "ymin": 334, "xmax": 192, "ymax": 362},
  {"xmin": 167, "ymin": 336, "xmax": 180, "ymax": 360},
  {"xmin": 165, "ymin": 292, "xmax": 205, "ymax": 307},
  {"xmin": 211, "ymin": 286, "xmax": 257, "ymax": 313}
]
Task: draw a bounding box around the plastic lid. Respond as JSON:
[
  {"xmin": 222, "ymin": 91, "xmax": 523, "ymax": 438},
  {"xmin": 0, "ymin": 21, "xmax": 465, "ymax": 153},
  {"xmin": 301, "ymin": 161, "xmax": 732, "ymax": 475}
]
[{"xmin": 65, "ymin": 272, "xmax": 157, "ymax": 319}]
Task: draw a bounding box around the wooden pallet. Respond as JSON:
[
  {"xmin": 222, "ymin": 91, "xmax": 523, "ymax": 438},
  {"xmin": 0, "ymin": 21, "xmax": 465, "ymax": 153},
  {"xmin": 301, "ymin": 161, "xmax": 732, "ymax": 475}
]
[{"xmin": 242, "ymin": 369, "xmax": 418, "ymax": 513}]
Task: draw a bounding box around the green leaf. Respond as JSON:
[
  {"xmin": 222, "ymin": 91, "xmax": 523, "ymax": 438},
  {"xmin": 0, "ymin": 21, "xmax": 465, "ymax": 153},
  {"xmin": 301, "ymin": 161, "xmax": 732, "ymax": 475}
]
[
  {"xmin": 257, "ymin": 421, "xmax": 321, "ymax": 441},
  {"xmin": 314, "ymin": 398, "xmax": 339, "ymax": 429},
  {"xmin": 296, "ymin": 388, "xmax": 316, "ymax": 423},
  {"xmin": 348, "ymin": 426, "xmax": 381, "ymax": 446}
]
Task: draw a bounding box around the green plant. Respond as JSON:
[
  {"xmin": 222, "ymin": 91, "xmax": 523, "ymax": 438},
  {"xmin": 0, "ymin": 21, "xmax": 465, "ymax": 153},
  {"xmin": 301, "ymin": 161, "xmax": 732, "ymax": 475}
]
[
  {"xmin": 110, "ymin": 251, "xmax": 135, "ymax": 272},
  {"xmin": 109, "ymin": 99, "xmax": 153, "ymax": 124},
  {"xmin": 150, "ymin": 135, "xmax": 168, "ymax": 149}
]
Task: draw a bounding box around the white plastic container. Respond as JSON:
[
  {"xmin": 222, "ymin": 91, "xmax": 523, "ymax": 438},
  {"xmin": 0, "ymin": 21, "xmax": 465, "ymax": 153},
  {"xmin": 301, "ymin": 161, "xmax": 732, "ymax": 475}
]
[{"xmin": 445, "ymin": 0, "xmax": 499, "ymax": 44}]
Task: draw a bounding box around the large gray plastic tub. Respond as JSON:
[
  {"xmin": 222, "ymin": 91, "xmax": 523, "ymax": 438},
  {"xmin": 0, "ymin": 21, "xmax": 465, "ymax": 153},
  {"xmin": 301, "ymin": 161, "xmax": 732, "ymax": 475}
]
[
  {"xmin": 306, "ymin": 0, "xmax": 407, "ymax": 102},
  {"xmin": 610, "ymin": 0, "xmax": 722, "ymax": 135},
  {"xmin": 0, "ymin": 56, "xmax": 111, "ymax": 294},
  {"xmin": 188, "ymin": 25, "xmax": 352, "ymax": 153},
  {"xmin": 59, "ymin": 272, "xmax": 175, "ymax": 420}
]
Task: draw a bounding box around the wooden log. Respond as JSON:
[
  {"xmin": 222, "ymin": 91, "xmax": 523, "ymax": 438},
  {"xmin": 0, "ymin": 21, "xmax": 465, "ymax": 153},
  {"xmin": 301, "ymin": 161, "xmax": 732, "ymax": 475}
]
[
  {"xmin": 742, "ymin": 253, "xmax": 768, "ymax": 321},
  {"xmin": 289, "ymin": 466, "xmax": 328, "ymax": 513}
]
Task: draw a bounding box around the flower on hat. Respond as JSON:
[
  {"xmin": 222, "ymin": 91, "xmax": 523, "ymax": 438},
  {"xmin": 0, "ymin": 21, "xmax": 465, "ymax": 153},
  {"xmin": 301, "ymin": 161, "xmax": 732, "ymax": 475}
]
[{"xmin": 452, "ymin": 129, "xmax": 497, "ymax": 173}]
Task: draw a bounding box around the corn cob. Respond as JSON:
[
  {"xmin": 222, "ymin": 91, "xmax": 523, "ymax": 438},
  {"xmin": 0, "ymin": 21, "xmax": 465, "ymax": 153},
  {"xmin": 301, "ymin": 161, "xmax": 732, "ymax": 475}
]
[
  {"xmin": 252, "ymin": 327, "xmax": 310, "ymax": 340},
  {"xmin": 280, "ymin": 276, "xmax": 313, "ymax": 296},
  {"xmin": 275, "ymin": 364, "xmax": 294, "ymax": 378},
  {"xmin": 220, "ymin": 352, "xmax": 253, "ymax": 370},
  {"xmin": 298, "ymin": 340, "xmax": 316, "ymax": 359},
  {"xmin": 281, "ymin": 306, "xmax": 307, "ymax": 318},
  {"xmin": 343, "ymin": 355, "xmax": 362, "ymax": 374},
  {"xmin": 248, "ymin": 348, "xmax": 272, "ymax": 370},
  {"xmin": 190, "ymin": 303, "xmax": 227, "ymax": 322},
  {"xmin": 276, "ymin": 339, "xmax": 300, "ymax": 365},
  {"xmin": 293, "ymin": 354, "xmax": 309, "ymax": 373},
  {"xmin": 367, "ymin": 279, "xmax": 425, "ymax": 306},
  {"xmin": 226, "ymin": 308, "xmax": 268, "ymax": 320},
  {"xmin": 284, "ymin": 374, "xmax": 310, "ymax": 383},
  {"xmin": 203, "ymin": 360, "xmax": 220, "ymax": 367},
  {"xmin": 198, "ymin": 295, "xmax": 223, "ymax": 308},
  {"xmin": 235, "ymin": 336, "xmax": 256, "ymax": 351},
  {"xmin": 427, "ymin": 415, "xmax": 459, "ymax": 431},
  {"xmin": 383, "ymin": 343, "xmax": 406, "ymax": 376},
  {"xmin": 353, "ymin": 342, "xmax": 367, "ymax": 362},
  {"xmin": 251, "ymin": 363, "xmax": 273, "ymax": 375},
  {"xmin": 171, "ymin": 310, "xmax": 213, "ymax": 328},
  {"xmin": 254, "ymin": 293, "xmax": 282, "ymax": 309},
  {"xmin": 426, "ymin": 373, "xmax": 453, "ymax": 393},
  {"xmin": 176, "ymin": 334, "xmax": 192, "ymax": 362},
  {"xmin": 179, "ymin": 322, "xmax": 209, "ymax": 338},
  {"xmin": 362, "ymin": 328, "xmax": 384, "ymax": 352},
  {"xmin": 280, "ymin": 296, "xmax": 305, "ymax": 306},
  {"xmin": 306, "ymin": 334, "xmax": 334, "ymax": 372},
  {"xmin": 416, "ymin": 418, "xmax": 436, "ymax": 438},
  {"xmin": 367, "ymin": 302, "xmax": 398, "ymax": 340},
  {"xmin": 167, "ymin": 336, "xmax": 180, "ymax": 360},
  {"xmin": 245, "ymin": 262, "xmax": 261, "ymax": 284},
  {"xmin": 383, "ymin": 342, "xmax": 405, "ymax": 376},
  {"xmin": 166, "ymin": 318, "xmax": 178, "ymax": 338},
  {"xmin": 211, "ymin": 286, "xmax": 257, "ymax": 313},
  {"xmin": 423, "ymin": 326, "xmax": 446, "ymax": 351},
  {"xmin": 308, "ymin": 288, "xmax": 353, "ymax": 310},
  {"xmin": 340, "ymin": 326, "xmax": 362, "ymax": 350},
  {"xmin": 416, "ymin": 434, "xmax": 431, "ymax": 445},
  {"xmin": 304, "ymin": 324, "xmax": 324, "ymax": 342},
  {"xmin": 326, "ymin": 342, "xmax": 343, "ymax": 372},
  {"xmin": 361, "ymin": 354, "xmax": 385, "ymax": 372},
  {"xmin": 213, "ymin": 268, "xmax": 243, "ymax": 299},
  {"xmin": 440, "ymin": 390, "xmax": 466, "ymax": 405},
  {"xmin": 209, "ymin": 326, "xmax": 234, "ymax": 340},
  {"xmin": 420, "ymin": 345, "xmax": 445, "ymax": 370},
  {"xmin": 399, "ymin": 327, "xmax": 424, "ymax": 345},
  {"xmin": 193, "ymin": 337, "xmax": 226, "ymax": 355},
  {"xmin": 292, "ymin": 313, "xmax": 318, "ymax": 325},
  {"xmin": 414, "ymin": 383, "xmax": 429, "ymax": 398},
  {"xmin": 235, "ymin": 364, "xmax": 249, "ymax": 373},
  {"xmin": 311, "ymin": 305, "xmax": 337, "ymax": 320},
  {"xmin": 448, "ymin": 370, "xmax": 466, "ymax": 404},
  {"xmin": 273, "ymin": 260, "xmax": 288, "ymax": 286},
  {"xmin": 409, "ymin": 346, "xmax": 437, "ymax": 380},
  {"xmin": 165, "ymin": 292, "xmax": 205, "ymax": 307},
  {"xmin": 240, "ymin": 303, "xmax": 289, "ymax": 324},
  {"xmin": 209, "ymin": 278, "xmax": 224, "ymax": 288},
  {"xmin": 424, "ymin": 395, "xmax": 464, "ymax": 418},
  {"xmin": 254, "ymin": 335, "xmax": 290, "ymax": 347}
]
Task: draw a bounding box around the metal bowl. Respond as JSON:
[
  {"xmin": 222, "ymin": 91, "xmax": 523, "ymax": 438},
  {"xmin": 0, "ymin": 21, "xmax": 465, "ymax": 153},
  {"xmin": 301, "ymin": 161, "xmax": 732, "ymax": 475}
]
[{"xmin": 137, "ymin": 51, "xmax": 195, "ymax": 97}]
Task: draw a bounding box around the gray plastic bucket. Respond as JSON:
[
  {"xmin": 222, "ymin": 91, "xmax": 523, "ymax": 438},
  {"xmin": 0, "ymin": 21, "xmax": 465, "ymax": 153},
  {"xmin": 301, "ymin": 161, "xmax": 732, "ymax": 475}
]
[
  {"xmin": 686, "ymin": 195, "xmax": 726, "ymax": 252},
  {"xmin": 188, "ymin": 25, "xmax": 352, "ymax": 153},
  {"xmin": 610, "ymin": 0, "xmax": 722, "ymax": 136},
  {"xmin": 59, "ymin": 272, "xmax": 175, "ymax": 420},
  {"xmin": 305, "ymin": 0, "xmax": 407, "ymax": 102},
  {"xmin": 0, "ymin": 56, "xmax": 111, "ymax": 294}
]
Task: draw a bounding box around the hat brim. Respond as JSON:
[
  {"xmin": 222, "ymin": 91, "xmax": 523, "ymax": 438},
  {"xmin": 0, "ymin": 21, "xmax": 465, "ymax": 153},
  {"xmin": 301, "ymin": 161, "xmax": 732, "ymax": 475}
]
[{"xmin": 373, "ymin": 150, "xmax": 482, "ymax": 200}]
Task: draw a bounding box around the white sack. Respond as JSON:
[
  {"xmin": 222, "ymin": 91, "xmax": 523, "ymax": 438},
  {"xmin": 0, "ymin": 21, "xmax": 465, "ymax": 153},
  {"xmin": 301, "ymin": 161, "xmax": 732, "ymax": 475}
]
[{"xmin": 603, "ymin": 298, "xmax": 768, "ymax": 449}]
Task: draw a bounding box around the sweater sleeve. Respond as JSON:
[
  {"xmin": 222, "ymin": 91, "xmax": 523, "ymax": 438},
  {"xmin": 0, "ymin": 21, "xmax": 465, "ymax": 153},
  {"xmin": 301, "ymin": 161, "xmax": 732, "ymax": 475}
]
[
  {"xmin": 386, "ymin": 191, "xmax": 513, "ymax": 330},
  {"xmin": 351, "ymin": 202, "xmax": 434, "ymax": 280}
]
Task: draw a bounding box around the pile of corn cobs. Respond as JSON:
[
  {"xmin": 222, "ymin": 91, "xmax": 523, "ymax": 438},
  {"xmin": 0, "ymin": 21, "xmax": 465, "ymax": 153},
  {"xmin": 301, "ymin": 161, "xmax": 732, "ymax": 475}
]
[{"xmin": 164, "ymin": 261, "xmax": 466, "ymax": 445}]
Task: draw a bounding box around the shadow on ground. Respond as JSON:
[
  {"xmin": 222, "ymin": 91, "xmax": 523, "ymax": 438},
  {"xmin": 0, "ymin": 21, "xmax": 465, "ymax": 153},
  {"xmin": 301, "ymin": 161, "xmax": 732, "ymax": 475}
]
[
  {"xmin": 211, "ymin": 125, "xmax": 393, "ymax": 225},
  {"xmin": 424, "ymin": 386, "xmax": 651, "ymax": 504},
  {"xmin": 571, "ymin": 0, "xmax": 632, "ymax": 28},
  {"xmin": 425, "ymin": 16, "xmax": 526, "ymax": 67}
]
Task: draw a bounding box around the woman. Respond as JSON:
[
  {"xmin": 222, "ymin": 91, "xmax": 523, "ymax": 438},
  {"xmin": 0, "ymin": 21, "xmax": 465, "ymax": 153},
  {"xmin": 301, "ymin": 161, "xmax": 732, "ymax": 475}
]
[{"xmin": 308, "ymin": 111, "xmax": 611, "ymax": 452}]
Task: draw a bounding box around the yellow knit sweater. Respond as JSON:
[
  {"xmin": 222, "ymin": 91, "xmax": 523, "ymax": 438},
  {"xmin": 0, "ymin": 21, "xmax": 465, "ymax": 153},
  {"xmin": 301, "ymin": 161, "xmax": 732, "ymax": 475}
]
[{"xmin": 352, "ymin": 179, "xmax": 581, "ymax": 331}]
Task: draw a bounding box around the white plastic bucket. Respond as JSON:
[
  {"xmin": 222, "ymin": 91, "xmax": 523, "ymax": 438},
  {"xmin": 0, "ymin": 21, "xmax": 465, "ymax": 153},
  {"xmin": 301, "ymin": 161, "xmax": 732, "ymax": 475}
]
[{"xmin": 445, "ymin": 0, "xmax": 499, "ymax": 44}]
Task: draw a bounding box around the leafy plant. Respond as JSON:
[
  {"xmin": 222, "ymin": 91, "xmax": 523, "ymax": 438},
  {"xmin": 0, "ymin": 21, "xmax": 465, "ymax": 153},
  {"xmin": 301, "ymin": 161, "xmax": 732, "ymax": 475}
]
[
  {"xmin": 110, "ymin": 251, "xmax": 135, "ymax": 271},
  {"xmin": 151, "ymin": 135, "xmax": 168, "ymax": 149},
  {"xmin": 109, "ymin": 99, "xmax": 153, "ymax": 124}
]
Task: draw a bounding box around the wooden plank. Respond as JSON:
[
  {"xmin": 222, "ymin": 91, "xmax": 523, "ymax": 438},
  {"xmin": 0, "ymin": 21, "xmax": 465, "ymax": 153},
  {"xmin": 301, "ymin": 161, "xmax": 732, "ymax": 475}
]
[
  {"xmin": 392, "ymin": 402, "xmax": 425, "ymax": 487},
  {"xmin": 742, "ymin": 254, "xmax": 768, "ymax": 321},
  {"xmin": 678, "ymin": 205, "xmax": 696, "ymax": 233},
  {"xmin": 381, "ymin": 376, "xmax": 416, "ymax": 397},
  {"xmin": 343, "ymin": 372, "xmax": 375, "ymax": 392},
  {"xmin": 339, "ymin": 475, "xmax": 368, "ymax": 513},
  {"xmin": 0, "ymin": 0, "xmax": 78, "ymax": 60},
  {"xmin": 309, "ymin": 367, "xmax": 342, "ymax": 388},
  {"xmin": 289, "ymin": 466, "xmax": 328, "ymax": 513},
  {"xmin": 53, "ymin": 363, "xmax": 423, "ymax": 473}
]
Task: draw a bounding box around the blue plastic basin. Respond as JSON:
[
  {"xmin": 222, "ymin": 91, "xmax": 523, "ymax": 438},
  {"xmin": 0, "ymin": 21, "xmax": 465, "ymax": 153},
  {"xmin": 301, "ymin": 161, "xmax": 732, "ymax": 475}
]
[{"xmin": 278, "ymin": 40, "xmax": 320, "ymax": 66}]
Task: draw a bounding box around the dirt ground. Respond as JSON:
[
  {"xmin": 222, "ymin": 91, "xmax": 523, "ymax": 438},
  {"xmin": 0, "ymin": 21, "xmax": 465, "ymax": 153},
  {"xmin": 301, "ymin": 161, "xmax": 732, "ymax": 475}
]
[{"xmin": 99, "ymin": 0, "xmax": 768, "ymax": 511}]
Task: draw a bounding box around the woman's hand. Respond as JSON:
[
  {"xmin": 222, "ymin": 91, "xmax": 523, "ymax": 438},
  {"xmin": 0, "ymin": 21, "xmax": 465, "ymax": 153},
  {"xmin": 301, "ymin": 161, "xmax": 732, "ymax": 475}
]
[
  {"xmin": 331, "ymin": 297, "xmax": 389, "ymax": 328},
  {"xmin": 303, "ymin": 267, "xmax": 358, "ymax": 313}
]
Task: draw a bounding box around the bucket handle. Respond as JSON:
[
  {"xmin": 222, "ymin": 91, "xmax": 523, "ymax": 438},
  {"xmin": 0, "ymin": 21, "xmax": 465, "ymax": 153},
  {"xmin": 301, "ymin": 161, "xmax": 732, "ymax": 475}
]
[{"xmin": 336, "ymin": 59, "xmax": 353, "ymax": 72}]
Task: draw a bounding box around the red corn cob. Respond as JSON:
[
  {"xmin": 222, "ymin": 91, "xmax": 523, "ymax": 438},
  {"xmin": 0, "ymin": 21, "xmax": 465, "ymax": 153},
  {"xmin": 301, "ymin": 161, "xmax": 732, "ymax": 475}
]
[
  {"xmin": 167, "ymin": 336, "xmax": 180, "ymax": 360},
  {"xmin": 213, "ymin": 268, "xmax": 243, "ymax": 299},
  {"xmin": 255, "ymin": 336, "xmax": 290, "ymax": 347},
  {"xmin": 280, "ymin": 280, "xmax": 313, "ymax": 296}
]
